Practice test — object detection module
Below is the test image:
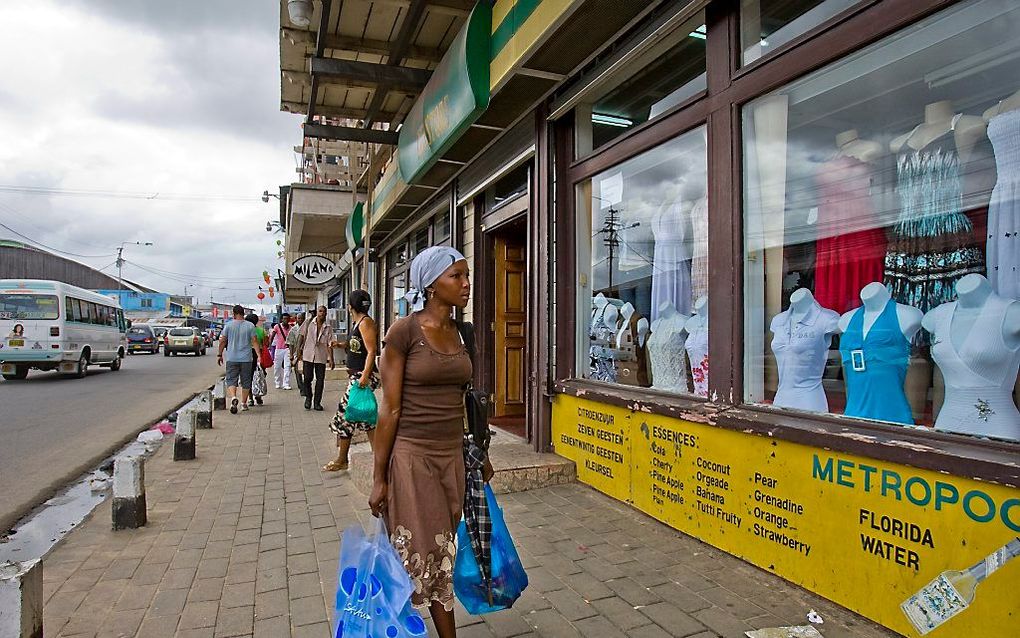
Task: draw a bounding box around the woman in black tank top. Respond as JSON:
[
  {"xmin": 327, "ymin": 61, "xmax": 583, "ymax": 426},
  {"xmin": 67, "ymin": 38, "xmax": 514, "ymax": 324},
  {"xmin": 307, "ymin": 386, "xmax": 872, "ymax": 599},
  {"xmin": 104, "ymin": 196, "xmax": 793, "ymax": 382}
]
[{"xmin": 324, "ymin": 289, "xmax": 379, "ymax": 471}]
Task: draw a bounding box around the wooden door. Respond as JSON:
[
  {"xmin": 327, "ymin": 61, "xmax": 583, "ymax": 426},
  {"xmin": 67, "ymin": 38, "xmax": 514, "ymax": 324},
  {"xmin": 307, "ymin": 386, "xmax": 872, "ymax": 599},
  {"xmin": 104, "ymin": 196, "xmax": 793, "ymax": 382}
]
[{"xmin": 494, "ymin": 235, "xmax": 527, "ymax": 417}]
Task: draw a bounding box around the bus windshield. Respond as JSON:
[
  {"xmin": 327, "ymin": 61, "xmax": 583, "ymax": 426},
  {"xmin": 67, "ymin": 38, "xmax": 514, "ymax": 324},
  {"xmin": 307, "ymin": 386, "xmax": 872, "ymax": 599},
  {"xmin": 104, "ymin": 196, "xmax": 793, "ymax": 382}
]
[{"xmin": 0, "ymin": 294, "xmax": 60, "ymax": 320}]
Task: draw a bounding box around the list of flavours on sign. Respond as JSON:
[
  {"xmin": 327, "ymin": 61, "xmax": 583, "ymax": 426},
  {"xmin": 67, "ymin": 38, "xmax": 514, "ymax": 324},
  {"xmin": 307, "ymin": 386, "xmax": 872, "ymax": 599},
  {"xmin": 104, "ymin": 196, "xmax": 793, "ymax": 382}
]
[{"xmin": 637, "ymin": 418, "xmax": 811, "ymax": 556}]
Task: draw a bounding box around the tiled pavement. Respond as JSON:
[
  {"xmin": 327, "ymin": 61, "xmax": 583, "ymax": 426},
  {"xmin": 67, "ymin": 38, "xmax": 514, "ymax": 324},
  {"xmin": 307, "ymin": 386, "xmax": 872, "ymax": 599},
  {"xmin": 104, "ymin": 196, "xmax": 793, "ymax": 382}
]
[{"xmin": 39, "ymin": 384, "xmax": 899, "ymax": 638}]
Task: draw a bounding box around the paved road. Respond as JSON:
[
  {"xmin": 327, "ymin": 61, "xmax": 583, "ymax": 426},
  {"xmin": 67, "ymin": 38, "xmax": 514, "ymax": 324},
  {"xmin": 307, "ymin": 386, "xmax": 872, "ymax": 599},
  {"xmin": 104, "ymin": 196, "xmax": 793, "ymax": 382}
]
[{"xmin": 0, "ymin": 345, "xmax": 222, "ymax": 533}]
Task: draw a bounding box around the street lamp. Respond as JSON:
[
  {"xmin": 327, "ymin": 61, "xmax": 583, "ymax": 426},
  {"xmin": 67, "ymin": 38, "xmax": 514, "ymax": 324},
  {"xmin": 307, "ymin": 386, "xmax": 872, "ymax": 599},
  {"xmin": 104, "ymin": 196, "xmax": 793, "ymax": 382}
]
[
  {"xmin": 117, "ymin": 241, "xmax": 154, "ymax": 295},
  {"xmin": 261, "ymin": 190, "xmax": 281, "ymax": 203}
]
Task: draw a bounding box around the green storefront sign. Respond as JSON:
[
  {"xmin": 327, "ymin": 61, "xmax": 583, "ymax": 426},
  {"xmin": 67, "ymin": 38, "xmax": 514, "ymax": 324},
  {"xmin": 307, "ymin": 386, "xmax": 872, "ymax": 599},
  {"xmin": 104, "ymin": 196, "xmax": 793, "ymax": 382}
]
[
  {"xmin": 397, "ymin": 3, "xmax": 491, "ymax": 185},
  {"xmin": 345, "ymin": 202, "xmax": 364, "ymax": 252}
]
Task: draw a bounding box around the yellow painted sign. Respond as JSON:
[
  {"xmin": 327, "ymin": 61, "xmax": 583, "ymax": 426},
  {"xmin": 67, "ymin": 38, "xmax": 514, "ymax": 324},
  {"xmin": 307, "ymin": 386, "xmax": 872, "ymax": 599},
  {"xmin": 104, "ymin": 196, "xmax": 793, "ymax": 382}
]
[{"xmin": 552, "ymin": 395, "xmax": 1020, "ymax": 637}]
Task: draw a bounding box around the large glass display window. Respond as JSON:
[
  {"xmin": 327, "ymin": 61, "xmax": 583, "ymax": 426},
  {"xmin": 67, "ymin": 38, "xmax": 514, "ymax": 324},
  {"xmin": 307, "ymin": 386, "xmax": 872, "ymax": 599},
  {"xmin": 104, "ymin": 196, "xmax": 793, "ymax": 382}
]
[
  {"xmin": 577, "ymin": 126, "xmax": 708, "ymax": 396},
  {"xmin": 742, "ymin": 0, "xmax": 1020, "ymax": 443},
  {"xmin": 573, "ymin": 11, "xmax": 706, "ymax": 158}
]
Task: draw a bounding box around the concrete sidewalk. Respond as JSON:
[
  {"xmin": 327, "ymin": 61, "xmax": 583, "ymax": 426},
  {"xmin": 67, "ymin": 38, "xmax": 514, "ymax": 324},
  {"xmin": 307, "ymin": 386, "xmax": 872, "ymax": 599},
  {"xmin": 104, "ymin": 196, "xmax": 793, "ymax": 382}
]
[{"xmin": 38, "ymin": 383, "xmax": 898, "ymax": 638}]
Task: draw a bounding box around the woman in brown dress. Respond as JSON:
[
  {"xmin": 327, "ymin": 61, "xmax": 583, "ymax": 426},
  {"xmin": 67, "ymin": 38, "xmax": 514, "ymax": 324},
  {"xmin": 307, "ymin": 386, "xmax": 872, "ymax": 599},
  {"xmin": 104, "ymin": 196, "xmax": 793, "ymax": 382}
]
[{"xmin": 370, "ymin": 246, "xmax": 490, "ymax": 637}]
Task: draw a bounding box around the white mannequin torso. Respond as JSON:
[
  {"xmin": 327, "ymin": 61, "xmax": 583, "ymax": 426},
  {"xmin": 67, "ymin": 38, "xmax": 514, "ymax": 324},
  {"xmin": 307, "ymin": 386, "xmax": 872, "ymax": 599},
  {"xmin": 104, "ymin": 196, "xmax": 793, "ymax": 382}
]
[
  {"xmin": 771, "ymin": 289, "xmax": 840, "ymax": 412},
  {"xmin": 838, "ymin": 283, "xmax": 922, "ymax": 341},
  {"xmin": 922, "ymin": 275, "xmax": 1020, "ymax": 350},
  {"xmin": 685, "ymin": 296, "xmax": 708, "ymax": 334},
  {"xmin": 983, "ymin": 89, "xmax": 1020, "ymax": 121},
  {"xmin": 923, "ymin": 274, "xmax": 1020, "ymax": 440},
  {"xmin": 636, "ymin": 317, "xmax": 650, "ymax": 348}
]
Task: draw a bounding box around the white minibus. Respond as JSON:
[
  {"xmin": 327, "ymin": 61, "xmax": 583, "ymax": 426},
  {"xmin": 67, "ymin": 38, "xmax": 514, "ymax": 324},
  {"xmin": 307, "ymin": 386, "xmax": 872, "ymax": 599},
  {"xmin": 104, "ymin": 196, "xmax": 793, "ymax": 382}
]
[{"xmin": 0, "ymin": 279, "xmax": 127, "ymax": 380}]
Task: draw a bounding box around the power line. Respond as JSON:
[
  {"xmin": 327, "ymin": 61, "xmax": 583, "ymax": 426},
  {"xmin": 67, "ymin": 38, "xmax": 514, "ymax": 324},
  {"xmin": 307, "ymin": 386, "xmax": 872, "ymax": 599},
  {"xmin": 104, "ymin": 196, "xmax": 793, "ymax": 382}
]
[
  {"xmin": 124, "ymin": 259, "xmax": 266, "ymax": 283},
  {"xmin": 0, "ymin": 220, "xmax": 118, "ymax": 259},
  {"xmin": 0, "ymin": 200, "xmax": 115, "ymax": 253},
  {"xmin": 0, "ymin": 185, "xmax": 258, "ymax": 202}
]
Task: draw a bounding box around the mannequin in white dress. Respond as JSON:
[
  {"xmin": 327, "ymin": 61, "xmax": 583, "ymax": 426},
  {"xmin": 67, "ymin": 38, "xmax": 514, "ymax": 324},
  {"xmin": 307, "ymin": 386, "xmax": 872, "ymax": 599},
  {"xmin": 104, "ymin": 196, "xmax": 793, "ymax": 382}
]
[
  {"xmin": 685, "ymin": 296, "xmax": 709, "ymax": 397},
  {"xmin": 770, "ymin": 289, "xmax": 840, "ymax": 412},
  {"xmin": 923, "ymin": 274, "xmax": 1020, "ymax": 441},
  {"xmin": 647, "ymin": 301, "xmax": 690, "ymax": 393}
]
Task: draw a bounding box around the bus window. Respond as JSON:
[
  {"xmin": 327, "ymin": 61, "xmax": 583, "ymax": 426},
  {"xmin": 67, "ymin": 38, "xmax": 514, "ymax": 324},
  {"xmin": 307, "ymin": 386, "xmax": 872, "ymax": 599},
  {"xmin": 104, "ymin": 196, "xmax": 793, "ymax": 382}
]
[{"xmin": 0, "ymin": 293, "xmax": 60, "ymax": 320}]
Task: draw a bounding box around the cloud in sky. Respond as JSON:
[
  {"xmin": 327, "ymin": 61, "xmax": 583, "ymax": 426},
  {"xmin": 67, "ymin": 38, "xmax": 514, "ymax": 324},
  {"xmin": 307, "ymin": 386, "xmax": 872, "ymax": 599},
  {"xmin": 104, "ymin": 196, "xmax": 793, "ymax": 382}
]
[{"xmin": 0, "ymin": 0, "xmax": 302, "ymax": 306}]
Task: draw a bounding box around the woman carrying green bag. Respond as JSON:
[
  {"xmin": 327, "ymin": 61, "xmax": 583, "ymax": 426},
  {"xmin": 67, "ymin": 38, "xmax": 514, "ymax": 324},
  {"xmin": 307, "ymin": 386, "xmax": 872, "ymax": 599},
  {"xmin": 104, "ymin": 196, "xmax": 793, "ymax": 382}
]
[{"xmin": 324, "ymin": 289, "xmax": 379, "ymax": 471}]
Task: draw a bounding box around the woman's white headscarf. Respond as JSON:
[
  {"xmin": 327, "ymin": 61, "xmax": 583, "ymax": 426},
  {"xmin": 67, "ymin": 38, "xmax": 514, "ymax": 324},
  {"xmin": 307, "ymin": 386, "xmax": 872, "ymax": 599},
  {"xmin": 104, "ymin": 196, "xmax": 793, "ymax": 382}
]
[{"xmin": 404, "ymin": 246, "xmax": 467, "ymax": 312}]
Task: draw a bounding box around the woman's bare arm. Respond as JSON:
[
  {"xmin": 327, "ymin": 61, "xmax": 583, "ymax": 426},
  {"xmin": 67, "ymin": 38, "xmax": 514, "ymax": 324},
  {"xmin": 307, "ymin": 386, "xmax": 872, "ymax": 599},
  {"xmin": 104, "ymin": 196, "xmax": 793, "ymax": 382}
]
[
  {"xmin": 358, "ymin": 317, "xmax": 378, "ymax": 386},
  {"xmin": 369, "ymin": 337, "xmax": 405, "ymax": 516}
]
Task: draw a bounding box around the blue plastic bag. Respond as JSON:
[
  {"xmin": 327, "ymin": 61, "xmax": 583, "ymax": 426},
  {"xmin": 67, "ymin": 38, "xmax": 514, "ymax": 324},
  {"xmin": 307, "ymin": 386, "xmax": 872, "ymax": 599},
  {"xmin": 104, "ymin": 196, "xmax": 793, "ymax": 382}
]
[
  {"xmin": 453, "ymin": 485, "xmax": 529, "ymax": 614},
  {"xmin": 344, "ymin": 384, "xmax": 378, "ymax": 425},
  {"xmin": 334, "ymin": 518, "xmax": 427, "ymax": 638}
]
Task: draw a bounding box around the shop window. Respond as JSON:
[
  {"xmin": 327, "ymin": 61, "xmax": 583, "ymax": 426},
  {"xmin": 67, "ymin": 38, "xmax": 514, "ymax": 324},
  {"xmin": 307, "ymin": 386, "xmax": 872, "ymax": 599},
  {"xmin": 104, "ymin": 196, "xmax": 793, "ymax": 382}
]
[
  {"xmin": 740, "ymin": 0, "xmax": 861, "ymax": 66},
  {"xmin": 435, "ymin": 211, "xmax": 451, "ymax": 245},
  {"xmin": 742, "ymin": 0, "xmax": 1020, "ymax": 443},
  {"xmin": 578, "ymin": 126, "xmax": 708, "ymax": 395},
  {"xmin": 574, "ymin": 11, "xmax": 706, "ymax": 157}
]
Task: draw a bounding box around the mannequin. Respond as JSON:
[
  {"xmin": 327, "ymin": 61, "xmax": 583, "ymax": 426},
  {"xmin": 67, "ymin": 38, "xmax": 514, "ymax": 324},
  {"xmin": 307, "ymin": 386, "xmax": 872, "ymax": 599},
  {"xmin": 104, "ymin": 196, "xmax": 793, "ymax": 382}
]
[
  {"xmin": 890, "ymin": 101, "xmax": 987, "ymax": 162},
  {"xmin": 981, "ymin": 89, "xmax": 1020, "ymax": 300},
  {"xmin": 685, "ymin": 296, "xmax": 709, "ymax": 397},
  {"xmin": 982, "ymin": 89, "xmax": 1020, "ymax": 121},
  {"xmin": 770, "ymin": 289, "xmax": 840, "ymax": 412},
  {"xmin": 838, "ymin": 283, "xmax": 922, "ymax": 425},
  {"xmin": 814, "ymin": 132, "xmax": 887, "ymax": 314},
  {"xmin": 647, "ymin": 301, "xmax": 691, "ymax": 394},
  {"xmin": 615, "ymin": 302, "xmax": 636, "ymax": 349},
  {"xmin": 922, "ymin": 274, "xmax": 1020, "ymax": 441},
  {"xmin": 836, "ymin": 129, "xmax": 883, "ymax": 163},
  {"xmin": 636, "ymin": 317, "xmax": 650, "ymax": 348},
  {"xmin": 615, "ymin": 303, "xmax": 650, "ymax": 386},
  {"xmin": 589, "ymin": 295, "xmax": 619, "ymax": 383},
  {"xmin": 885, "ymin": 101, "xmax": 984, "ymax": 317},
  {"xmin": 592, "ymin": 292, "xmax": 608, "ymax": 317},
  {"xmin": 651, "ymin": 190, "xmax": 694, "ymax": 319}
]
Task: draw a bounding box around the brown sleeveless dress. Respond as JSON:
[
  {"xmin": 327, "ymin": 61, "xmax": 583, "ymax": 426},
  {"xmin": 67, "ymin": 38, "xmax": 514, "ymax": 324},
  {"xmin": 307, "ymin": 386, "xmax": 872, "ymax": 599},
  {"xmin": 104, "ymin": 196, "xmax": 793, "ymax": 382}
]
[{"xmin": 382, "ymin": 313, "xmax": 472, "ymax": 611}]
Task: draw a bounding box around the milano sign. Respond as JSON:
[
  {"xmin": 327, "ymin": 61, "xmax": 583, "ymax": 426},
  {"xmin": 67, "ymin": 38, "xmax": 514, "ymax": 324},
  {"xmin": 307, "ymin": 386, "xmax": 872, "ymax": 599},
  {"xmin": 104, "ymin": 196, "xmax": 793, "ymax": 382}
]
[{"xmin": 291, "ymin": 255, "xmax": 336, "ymax": 286}]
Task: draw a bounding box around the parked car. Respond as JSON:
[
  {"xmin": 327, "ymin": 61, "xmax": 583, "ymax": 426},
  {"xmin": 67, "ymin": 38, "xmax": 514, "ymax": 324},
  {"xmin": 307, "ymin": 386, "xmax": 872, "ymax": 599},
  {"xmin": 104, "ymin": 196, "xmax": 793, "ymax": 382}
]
[
  {"xmin": 126, "ymin": 325, "xmax": 159, "ymax": 354},
  {"xmin": 163, "ymin": 327, "xmax": 206, "ymax": 356}
]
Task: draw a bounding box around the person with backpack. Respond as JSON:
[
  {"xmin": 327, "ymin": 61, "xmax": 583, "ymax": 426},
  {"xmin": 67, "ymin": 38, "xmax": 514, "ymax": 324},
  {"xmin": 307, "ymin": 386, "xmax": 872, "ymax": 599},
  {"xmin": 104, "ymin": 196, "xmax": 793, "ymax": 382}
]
[{"xmin": 271, "ymin": 313, "xmax": 293, "ymax": 390}]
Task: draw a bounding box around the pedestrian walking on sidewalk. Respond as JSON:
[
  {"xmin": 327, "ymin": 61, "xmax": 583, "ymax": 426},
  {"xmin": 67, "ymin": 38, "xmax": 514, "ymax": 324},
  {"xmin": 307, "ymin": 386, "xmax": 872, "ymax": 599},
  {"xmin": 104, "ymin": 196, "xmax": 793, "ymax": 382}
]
[
  {"xmin": 298, "ymin": 305, "xmax": 333, "ymax": 410},
  {"xmin": 271, "ymin": 313, "xmax": 293, "ymax": 389},
  {"xmin": 247, "ymin": 313, "xmax": 269, "ymax": 406},
  {"xmin": 370, "ymin": 246, "xmax": 492, "ymax": 638},
  {"xmin": 217, "ymin": 304, "xmax": 259, "ymax": 414},
  {"xmin": 324, "ymin": 290, "xmax": 379, "ymax": 471},
  {"xmin": 288, "ymin": 311, "xmax": 306, "ymax": 395}
]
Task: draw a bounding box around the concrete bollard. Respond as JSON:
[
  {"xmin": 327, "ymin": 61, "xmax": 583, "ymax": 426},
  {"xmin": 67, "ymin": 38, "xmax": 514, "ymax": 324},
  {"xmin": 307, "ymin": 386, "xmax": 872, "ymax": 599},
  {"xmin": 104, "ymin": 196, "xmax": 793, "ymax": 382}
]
[
  {"xmin": 112, "ymin": 456, "xmax": 146, "ymax": 530},
  {"xmin": 212, "ymin": 378, "xmax": 226, "ymax": 410},
  {"xmin": 173, "ymin": 408, "xmax": 197, "ymax": 461},
  {"xmin": 0, "ymin": 559, "xmax": 43, "ymax": 638},
  {"xmin": 196, "ymin": 390, "xmax": 213, "ymax": 429}
]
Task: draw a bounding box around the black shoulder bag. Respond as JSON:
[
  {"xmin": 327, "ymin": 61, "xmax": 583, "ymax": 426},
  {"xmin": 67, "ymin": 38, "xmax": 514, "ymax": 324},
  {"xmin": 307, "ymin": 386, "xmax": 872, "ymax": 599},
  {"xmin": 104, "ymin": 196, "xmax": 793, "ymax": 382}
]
[{"xmin": 455, "ymin": 320, "xmax": 491, "ymax": 450}]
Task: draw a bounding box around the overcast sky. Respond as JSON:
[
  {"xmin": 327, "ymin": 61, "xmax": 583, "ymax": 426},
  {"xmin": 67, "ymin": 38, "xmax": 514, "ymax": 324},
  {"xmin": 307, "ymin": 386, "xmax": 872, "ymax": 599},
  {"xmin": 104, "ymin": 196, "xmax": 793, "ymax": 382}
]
[{"xmin": 0, "ymin": 0, "xmax": 302, "ymax": 307}]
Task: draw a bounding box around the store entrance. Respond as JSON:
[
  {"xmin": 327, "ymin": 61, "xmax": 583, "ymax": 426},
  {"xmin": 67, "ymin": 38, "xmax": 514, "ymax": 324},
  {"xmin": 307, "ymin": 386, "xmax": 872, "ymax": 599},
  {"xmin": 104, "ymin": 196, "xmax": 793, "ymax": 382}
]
[{"xmin": 489, "ymin": 219, "xmax": 527, "ymax": 436}]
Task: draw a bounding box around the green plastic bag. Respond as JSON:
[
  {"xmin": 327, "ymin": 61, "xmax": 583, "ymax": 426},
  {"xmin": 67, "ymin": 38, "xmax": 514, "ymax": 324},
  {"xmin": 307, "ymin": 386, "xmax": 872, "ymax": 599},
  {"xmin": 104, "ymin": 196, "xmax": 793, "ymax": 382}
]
[{"xmin": 344, "ymin": 384, "xmax": 378, "ymax": 425}]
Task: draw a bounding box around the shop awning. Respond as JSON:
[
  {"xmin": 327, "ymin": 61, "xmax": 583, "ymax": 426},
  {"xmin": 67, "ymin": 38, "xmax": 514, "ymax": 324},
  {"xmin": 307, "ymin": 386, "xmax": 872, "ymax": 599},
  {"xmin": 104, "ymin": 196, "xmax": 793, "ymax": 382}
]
[{"xmin": 368, "ymin": 0, "xmax": 659, "ymax": 240}]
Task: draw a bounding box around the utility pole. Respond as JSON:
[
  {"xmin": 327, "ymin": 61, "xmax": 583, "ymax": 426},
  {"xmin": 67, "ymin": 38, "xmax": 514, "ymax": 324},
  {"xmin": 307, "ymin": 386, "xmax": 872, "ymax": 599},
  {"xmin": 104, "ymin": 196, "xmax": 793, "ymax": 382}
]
[{"xmin": 116, "ymin": 241, "xmax": 154, "ymax": 306}]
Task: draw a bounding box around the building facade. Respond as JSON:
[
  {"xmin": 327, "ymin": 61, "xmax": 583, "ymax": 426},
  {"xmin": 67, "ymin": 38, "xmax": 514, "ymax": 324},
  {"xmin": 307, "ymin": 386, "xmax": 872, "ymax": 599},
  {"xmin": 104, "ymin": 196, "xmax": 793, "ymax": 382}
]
[{"xmin": 279, "ymin": 2, "xmax": 1020, "ymax": 635}]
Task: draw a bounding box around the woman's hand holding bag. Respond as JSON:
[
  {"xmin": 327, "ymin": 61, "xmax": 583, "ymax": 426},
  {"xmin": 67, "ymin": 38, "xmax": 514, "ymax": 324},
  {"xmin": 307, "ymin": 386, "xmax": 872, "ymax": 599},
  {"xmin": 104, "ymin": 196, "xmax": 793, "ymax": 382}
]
[{"xmin": 345, "ymin": 384, "xmax": 378, "ymax": 424}]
